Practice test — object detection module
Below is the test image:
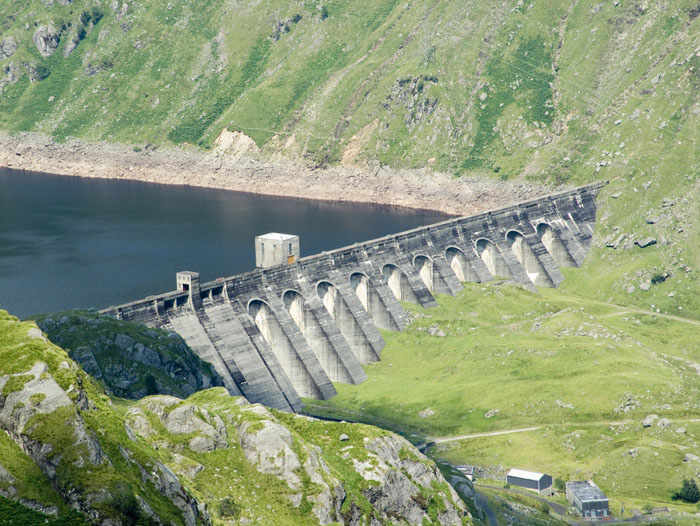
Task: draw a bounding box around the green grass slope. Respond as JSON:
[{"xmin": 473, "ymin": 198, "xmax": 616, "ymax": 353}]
[
  {"xmin": 306, "ymin": 281, "xmax": 700, "ymax": 515},
  {"xmin": 0, "ymin": 0, "xmax": 697, "ymax": 181}
]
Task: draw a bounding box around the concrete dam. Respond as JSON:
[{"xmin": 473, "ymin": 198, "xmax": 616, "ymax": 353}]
[{"xmin": 102, "ymin": 182, "xmax": 604, "ymax": 412}]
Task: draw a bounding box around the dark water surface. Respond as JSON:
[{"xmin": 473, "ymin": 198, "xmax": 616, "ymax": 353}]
[{"xmin": 0, "ymin": 168, "xmax": 450, "ymax": 318}]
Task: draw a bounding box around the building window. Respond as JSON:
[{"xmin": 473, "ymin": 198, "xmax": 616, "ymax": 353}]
[
  {"xmin": 261, "ymin": 243, "xmax": 265, "ymax": 258},
  {"xmin": 289, "ymin": 243, "xmax": 293, "ymax": 255}
]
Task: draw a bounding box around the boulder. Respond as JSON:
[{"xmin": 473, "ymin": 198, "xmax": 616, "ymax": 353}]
[
  {"xmin": 237, "ymin": 419, "xmax": 302, "ymax": 490},
  {"xmin": 0, "ymin": 37, "xmax": 17, "ymax": 59},
  {"xmin": 642, "ymin": 414, "xmax": 658, "ymax": 427},
  {"xmin": 33, "ymin": 24, "xmax": 60, "ymax": 57}
]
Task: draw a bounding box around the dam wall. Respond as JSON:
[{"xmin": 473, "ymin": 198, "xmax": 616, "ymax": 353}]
[{"xmin": 102, "ymin": 182, "xmax": 604, "ymax": 412}]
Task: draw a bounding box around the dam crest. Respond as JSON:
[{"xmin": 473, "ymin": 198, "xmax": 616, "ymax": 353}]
[{"xmin": 102, "ymin": 182, "xmax": 604, "ymax": 412}]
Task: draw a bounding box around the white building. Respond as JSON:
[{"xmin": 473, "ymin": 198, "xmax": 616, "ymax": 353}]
[
  {"xmin": 255, "ymin": 233, "xmax": 300, "ymax": 268},
  {"xmin": 506, "ymin": 468, "xmax": 553, "ymax": 495}
]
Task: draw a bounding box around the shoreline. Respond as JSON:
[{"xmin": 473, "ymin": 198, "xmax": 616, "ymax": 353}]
[{"xmin": 0, "ymin": 132, "xmax": 560, "ymax": 215}]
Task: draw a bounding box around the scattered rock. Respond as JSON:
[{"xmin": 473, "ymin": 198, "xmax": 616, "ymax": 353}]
[
  {"xmin": 657, "ymin": 418, "xmax": 670, "ymax": 428},
  {"xmin": 642, "ymin": 414, "xmax": 658, "ymax": 427},
  {"xmin": 484, "ymin": 409, "xmax": 500, "ymax": 418},
  {"xmin": 428, "ymin": 325, "xmax": 446, "ymax": 337},
  {"xmin": 339, "ymin": 433, "xmax": 350, "ymax": 442},
  {"xmin": 418, "ymin": 408, "xmax": 435, "ymax": 419},
  {"xmin": 639, "ymin": 282, "xmax": 651, "ymax": 291},
  {"xmin": 0, "ymin": 37, "xmax": 17, "ymax": 60},
  {"xmin": 684, "ymin": 453, "xmax": 700, "ymax": 462},
  {"xmin": 33, "ymin": 24, "xmax": 60, "ymax": 57}
]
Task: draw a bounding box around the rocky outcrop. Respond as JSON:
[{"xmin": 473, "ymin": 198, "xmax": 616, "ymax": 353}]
[
  {"xmin": 127, "ymin": 392, "xmax": 470, "ymax": 526},
  {"xmin": 2, "ymin": 310, "xmax": 468, "ymax": 525},
  {"xmin": 0, "ymin": 37, "xmax": 17, "ymax": 60},
  {"xmin": 213, "ymin": 129, "xmax": 261, "ymax": 158},
  {"xmin": 35, "ymin": 311, "xmax": 223, "ymax": 399},
  {"xmin": 32, "ymin": 24, "xmax": 60, "ymax": 57}
]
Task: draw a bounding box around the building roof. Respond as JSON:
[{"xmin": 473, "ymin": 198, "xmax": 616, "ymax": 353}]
[
  {"xmin": 257, "ymin": 232, "xmax": 297, "ymax": 241},
  {"xmin": 567, "ymin": 481, "xmax": 608, "ymax": 502},
  {"xmin": 507, "ymin": 468, "xmax": 548, "ymax": 482}
]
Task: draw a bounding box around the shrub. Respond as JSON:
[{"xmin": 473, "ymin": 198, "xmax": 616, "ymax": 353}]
[
  {"xmin": 218, "ymin": 497, "xmax": 241, "ymax": 518},
  {"xmin": 554, "ymin": 478, "xmax": 566, "ymax": 492},
  {"xmin": 672, "ymin": 479, "xmax": 700, "ymax": 503}
]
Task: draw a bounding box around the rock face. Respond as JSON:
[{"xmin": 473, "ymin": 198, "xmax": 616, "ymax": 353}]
[
  {"xmin": 128, "ymin": 392, "xmax": 470, "ymax": 525},
  {"xmin": 33, "ymin": 24, "xmax": 60, "ymax": 57},
  {"xmin": 2, "ymin": 310, "xmax": 469, "ymax": 525},
  {"xmin": 0, "ymin": 37, "xmax": 17, "ymax": 60},
  {"xmin": 213, "ymin": 129, "xmax": 260, "ymax": 158},
  {"xmin": 34, "ymin": 310, "xmax": 223, "ymax": 399}
]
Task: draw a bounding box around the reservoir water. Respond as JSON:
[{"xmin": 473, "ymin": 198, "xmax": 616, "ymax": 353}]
[{"xmin": 0, "ymin": 168, "xmax": 451, "ymax": 319}]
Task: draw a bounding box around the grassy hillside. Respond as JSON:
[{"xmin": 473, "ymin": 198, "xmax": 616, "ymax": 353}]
[
  {"xmin": 0, "ymin": 309, "xmax": 470, "ymax": 525},
  {"xmin": 306, "ymin": 281, "xmax": 700, "ymax": 515},
  {"xmin": 0, "ymin": 0, "xmax": 697, "ymax": 180}
]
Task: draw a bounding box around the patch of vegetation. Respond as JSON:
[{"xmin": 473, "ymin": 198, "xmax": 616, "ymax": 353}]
[
  {"xmin": 2, "ymin": 374, "xmax": 33, "ymax": 397},
  {"xmin": 0, "ymin": 496, "xmax": 90, "ymax": 526},
  {"xmin": 305, "ymin": 282, "xmax": 700, "ymax": 510},
  {"xmin": 672, "ymin": 479, "xmax": 700, "ymax": 503}
]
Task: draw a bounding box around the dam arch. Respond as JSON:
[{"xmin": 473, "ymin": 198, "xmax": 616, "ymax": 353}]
[
  {"xmin": 248, "ymin": 298, "xmax": 322, "ymax": 399},
  {"xmin": 349, "ymin": 272, "xmax": 399, "ymax": 331},
  {"xmin": 317, "ymin": 281, "xmax": 379, "ymax": 363},
  {"xmin": 445, "ymin": 247, "xmax": 480, "ymax": 283},
  {"xmin": 505, "ymin": 230, "xmax": 553, "ymax": 287},
  {"xmin": 282, "ymin": 290, "xmax": 353, "ymax": 383},
  {"xmin": 537, "ymin": 223, "xmax": 576, "ymax": 268},
  {"xmin": 475, "ymin": 238, "xmax": 513, "ymax": 279},
  {"xmin": 101, "ymin": 183, "xmax": 604, "ymax": 413},
  {"xmin": 413, "ymin": 255, "xmax": 434, "ymax": 292},
  {"xmin": 382, "ymin": 264, "xmax": 419, "ymax": 304}
]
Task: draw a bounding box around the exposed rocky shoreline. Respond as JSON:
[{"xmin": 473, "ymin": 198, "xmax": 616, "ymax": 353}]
[{"xmin": 0, "ymin": 132, "xmax": 558, "ymax": 216}]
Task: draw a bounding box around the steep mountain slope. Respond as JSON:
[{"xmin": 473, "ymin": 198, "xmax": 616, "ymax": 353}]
[
  {"xmin": 32, "ymin": 310, "xmax": 223, "ymax": 400},
  {"xmin": 0, "ymin": 309, "xmax": 470, "ymax": 525},
  {"xmin": 0, "ymin": 0, "xmax": 697, "ymax": 180}
]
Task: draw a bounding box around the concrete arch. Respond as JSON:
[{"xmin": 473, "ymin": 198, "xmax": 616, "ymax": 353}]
[
  {"xmin": 536, "ymin": 223, "xmax": 576, "ymax": 268},
  {"xmin": 282, "ymin": 290, "xmax": 353, "ymax": 383},
  {"xmin": 505, "ymin": 230, "xmax": 554, "ymax": 287},
  {"xmin": 317, "ymin": 281, "xmax": 379, "ymax": 363},
  {"xmin": 413, "ymin": 255, "xmax": 434, "ymax": 291},
  {"xmin": 349, "ymin": 272, "xmax": 399, "ymax": 331},
  {"xmin": 248, "ymin": 298, "xmax": 321, "ymax": 399},
  {"xmin": 475, "ymin": 238, "xmax": 513, "ymax": 279},
  {"xmin": 381, "ymin": 264, "xmax": 420, "ymax": 304},
  {"xmin": 445, "ymin": 247, "xmax": 480, "ymax": 283}
]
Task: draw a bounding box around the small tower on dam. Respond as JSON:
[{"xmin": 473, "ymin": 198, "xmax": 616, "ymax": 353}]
[{"xmin": 256, "ymin": 233, "xmax": 300, "ymax": 268}]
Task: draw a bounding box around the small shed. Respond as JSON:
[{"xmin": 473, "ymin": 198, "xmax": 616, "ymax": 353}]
[
  {"xmin": 255, "ymin": 233, "xmax": 300, "ymax": 268},
  {"xmin": 566, "ymin": 481, "xmax": 609, "ymax": 519},
  {"xmin": 506, "ymin": 468, "xmax": 553, "ymax": 495}
]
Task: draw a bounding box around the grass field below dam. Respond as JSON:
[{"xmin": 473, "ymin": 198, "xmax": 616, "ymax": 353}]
[{"xmin": 304, "ymin": 278, "xmax": 700, "ymax": 516}]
